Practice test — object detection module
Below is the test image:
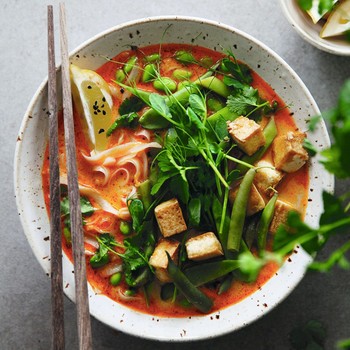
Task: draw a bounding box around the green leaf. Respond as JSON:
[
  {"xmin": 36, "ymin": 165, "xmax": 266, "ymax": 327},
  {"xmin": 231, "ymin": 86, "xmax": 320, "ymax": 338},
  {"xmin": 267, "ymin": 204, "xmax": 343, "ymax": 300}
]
[
  {"xmin": 303, "ymin": 138, "xmax": 318, "ymax": 157},
  {"xmin": 169, "ymin": 175, "xmax": 189, "ymax": 204},
  {"xmin": 149, "ymin": 93, "xmax": 172, "ymax": 119},
  {"xmin": 308, "ymin": 115, "xmax": 321, "ymax": 132},
  {"xmin": 189, "ymin": 94, "xmax": 206, "ymax": 119},
  {"xmin": 188, "ymin": 197, "xmax": 201, "ymax": 227},
  {"xmin": 226, "ymin": 86, "xmax": 260, "ymax": 116},
  {"xmin": 118, "ymin": 95, "xmax": 145, "ymax": 115},
  {"xmin": 106, "ymin": 112, "xmax": 138, "ymax": 136},
  {"xmin": 223, "ymin": 76, "xmax": 245, "ymax": 90},
  {"xmin": 128, "ymin": 198, "xmax": 145, "ymax": 232},
  {"xmin": 221, "ymin": 55, "xmax": 252, "ymax": 84},
  {"xmin": 80, "ymin": 196, "xmax": 94, "ymax": 216},
  {"xmin": 187, "ymin": 107, "xmax": 207, "ymax": 131},
  {"xmin": 319, "ymin": 0, "xmax": 333, "ymax": 13}
]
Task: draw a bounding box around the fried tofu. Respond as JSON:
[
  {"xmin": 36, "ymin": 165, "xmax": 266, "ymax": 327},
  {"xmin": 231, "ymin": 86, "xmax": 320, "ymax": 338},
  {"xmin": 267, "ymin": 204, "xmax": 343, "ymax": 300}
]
[
  {"xmin": 149, "ymin": 239, "xmax": 180, "ymax": 283},
  {"xmin": 154, "ymin": 198, "xmax": 187, "ymax": 237},
  {"xmin": 269, "ymin": 199, "xmax": 298, "ymax": 234},
  {"xmin": 228, "ymin": 116, "xmax": 265, "ymax": 156},
  {"xmin": 185, "ymin": 232, "xmax": 224, "ymax": 261},
  {"xmin": 229, "ymin": 183, "xmax": 265, "ymax": 216},
  {"xmin": 272, "ymin": 131, "xmax": 309, "ymax": 173},
  {"xmin": 254, "ymin": 160, "xmax": 284, "ymax": 197}
]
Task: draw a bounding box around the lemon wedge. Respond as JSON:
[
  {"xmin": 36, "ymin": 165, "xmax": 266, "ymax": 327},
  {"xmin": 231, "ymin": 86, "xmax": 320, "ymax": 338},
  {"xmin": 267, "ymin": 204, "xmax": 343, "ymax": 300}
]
[
  {"xmin": 70, "ymin": 64, "xmax": 113, "ymax": 153},
  {"xmin": 320, "ymin": 0, "xmax": 350, "ymax": 38},
  {"xmin": 306, "ymin": 0, "xmax": 338, "ymax": 23}
]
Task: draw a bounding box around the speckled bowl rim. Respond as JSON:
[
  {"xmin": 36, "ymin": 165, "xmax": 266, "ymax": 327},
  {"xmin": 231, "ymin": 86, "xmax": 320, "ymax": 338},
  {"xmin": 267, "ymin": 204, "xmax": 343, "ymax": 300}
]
[
  {"xmin": 14, "ymin": 16, "xmax": 334, "ymax": 341},
  {"xmin": 279, "ymin": 0, "xmax": 350, "ymax": 56}
]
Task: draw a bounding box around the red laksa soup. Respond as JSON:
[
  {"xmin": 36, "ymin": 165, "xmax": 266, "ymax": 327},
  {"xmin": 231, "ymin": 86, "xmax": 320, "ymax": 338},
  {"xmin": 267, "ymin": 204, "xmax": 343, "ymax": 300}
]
[{"xmin": 42, "ymin": 43, "xmax": 309, "ymax": 317}]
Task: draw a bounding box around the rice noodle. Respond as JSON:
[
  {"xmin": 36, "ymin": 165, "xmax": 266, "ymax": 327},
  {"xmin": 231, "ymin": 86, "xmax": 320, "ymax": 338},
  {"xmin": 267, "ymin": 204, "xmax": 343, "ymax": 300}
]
[
  {"xmin": 134, "ymin": 128, "xmax": 151, "ymax": 141},
  {"xmin": 60, "ymin": 175, "xmax": 129, "ymax": 219},
  {"xmin": 84, "ymin": 234, "xmax": 99, "ymax": 249},
  {"xmin": 92, "ymin": 165, "xmax": 110, "ymax": 186},
  {"xmin": 117, "ymin": 288, "xmax": 143, "ymax": 301},
  {"xmin": 83, "ymin": 141, "xmax": 161, "ymax": 165},
  {"xmin": 99, "ymin": 263, "xmax": 123, "ymax": 278},
  {"xmin": 109, "ymin": 167, "xmax": 131, "ymax": 187}
]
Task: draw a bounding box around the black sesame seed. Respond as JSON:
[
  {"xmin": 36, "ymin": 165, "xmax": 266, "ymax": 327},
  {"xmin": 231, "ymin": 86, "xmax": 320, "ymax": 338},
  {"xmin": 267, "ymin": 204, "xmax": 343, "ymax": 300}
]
[{"xmin": 98, "ymin": 129, "xmax": 105, "ymax": 134}]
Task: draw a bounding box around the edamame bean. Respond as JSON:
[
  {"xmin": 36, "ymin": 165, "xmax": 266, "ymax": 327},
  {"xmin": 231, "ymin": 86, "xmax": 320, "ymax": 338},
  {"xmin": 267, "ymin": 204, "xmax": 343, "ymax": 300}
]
[
  {"xmin": 144, "ymin": 53, "xmax": 160, "ymax": 62},
  {"xmin": 227, "ymin": 168, "xmax": 256, "ymax": 252},
  {"xmin": 153, "ymin": 77, "xmax": 177, "ymax": 92},
  {"xmin": 110, "ymin": 272, "xmax": 122, "ymax": 286},
  {"xmin": 174, "ymin": 50, "xmax": 196, "ymax": 64},
  {"xmin": 142, "ymin": 63, "xmax": 157, "ymax": 82},
  {"xmin": 124, "ymin": 56, "xmax": 138, "ymax": 74},
  {"xmin": 172, "ymin": 69, "xmax": 192, "ymax": 81},
  {"xmin": 115, "ymin": 69, "xmax": 126, "ymax": 83},
  {"xmin": 200, "ymin": 56, "xmax": 213, "ymax": 68},
  {"xmin": 119, "ymin": 221, "xmax": 132, "ymax": 235}
]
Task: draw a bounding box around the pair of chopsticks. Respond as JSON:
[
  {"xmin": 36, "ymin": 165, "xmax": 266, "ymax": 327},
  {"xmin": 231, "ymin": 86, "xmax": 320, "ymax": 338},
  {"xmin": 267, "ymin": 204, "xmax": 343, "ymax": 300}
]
[{"xmin": 47, "ymin": 4, "xmax": 92, "ymax": 349}]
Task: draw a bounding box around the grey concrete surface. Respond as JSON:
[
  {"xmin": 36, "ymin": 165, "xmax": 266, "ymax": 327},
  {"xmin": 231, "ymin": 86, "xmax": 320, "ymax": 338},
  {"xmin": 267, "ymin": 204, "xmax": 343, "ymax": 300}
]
[{"xmin": 1, "ymin": 0, "xmax": 349, "ymax": 349}]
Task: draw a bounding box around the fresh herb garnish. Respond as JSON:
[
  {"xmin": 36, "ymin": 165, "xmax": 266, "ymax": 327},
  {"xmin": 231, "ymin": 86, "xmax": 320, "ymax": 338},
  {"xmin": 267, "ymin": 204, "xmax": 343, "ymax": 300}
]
[
  {"xmin": 118, "ymin": 95, "xmax": 145, "ymax": 115},
  {"xmin": 106, "ymin": 112, "xmax": 138, "ymax": 136},
  {"xmin": 289, "ymin": 320, "xmax": 326, "ymax": 350}
]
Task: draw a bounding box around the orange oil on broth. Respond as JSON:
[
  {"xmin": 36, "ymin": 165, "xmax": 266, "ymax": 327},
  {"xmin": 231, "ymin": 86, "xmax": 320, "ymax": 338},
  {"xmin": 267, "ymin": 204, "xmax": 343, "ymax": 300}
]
[{"xmin": 41, "ymin": 44, "xmax": 309, "ymax": 317}]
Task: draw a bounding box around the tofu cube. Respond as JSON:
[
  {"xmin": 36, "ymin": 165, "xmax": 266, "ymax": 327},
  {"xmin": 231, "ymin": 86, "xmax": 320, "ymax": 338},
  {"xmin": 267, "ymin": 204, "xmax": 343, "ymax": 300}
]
[
  {"xmin": 254, "ymin": 160, "xmax": 284, "ymax": 197},
  {"xmin": 228, "ymin": 116, "xmax": 265, "ymax": 156},
  {"xmin": 149, "ymin": 239, "xmax": 180, "ymax": 283},
  {"xmin": 229, "ymin": 183, "xmax": 265, "ymax": 216},
  {"xmin": 185, "ymin": 232, "xmax": 224, "ymax": 261},
  {"xmin": 154, "ymin": 198, "xmax": 187, "ymax": 237},
  {"xmin": 269, "ymin": 200, "xmax": 298, "ymax": 234},
  {"xmin": 272, "ymin": 131, "xmax": 309, "ymax": 173}
]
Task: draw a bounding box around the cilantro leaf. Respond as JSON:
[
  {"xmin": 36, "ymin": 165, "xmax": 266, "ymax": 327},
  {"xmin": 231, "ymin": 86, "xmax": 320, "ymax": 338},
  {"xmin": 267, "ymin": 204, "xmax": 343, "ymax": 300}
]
[
  {"xmin": 127, "ymin": 198, "xmax": 145, "ymax": 233},
  {"xmin": 227, "ymin": 86, "xmax": 268, "ymax": 117},
  {"xmin": 106, "ymin": 112, "xmax": 138, "ymax": 136},
  {"xmin": 118, "ymin": 95, "xmax": 144, "ymax": 115}
]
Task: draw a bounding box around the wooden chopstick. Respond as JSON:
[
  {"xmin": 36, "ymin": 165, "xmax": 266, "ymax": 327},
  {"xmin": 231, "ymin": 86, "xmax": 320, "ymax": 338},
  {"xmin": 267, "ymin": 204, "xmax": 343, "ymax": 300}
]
[
  {"xmin": 58, "ymin": 3, "xmax": 93, "ymax": 349},
  {"xmin": 48, "ymin": 4, "xmax": 92, "ymax": 349},
  {"xmin": 47, "ymin": 5, "xmax": 65, "ymax": 350}
]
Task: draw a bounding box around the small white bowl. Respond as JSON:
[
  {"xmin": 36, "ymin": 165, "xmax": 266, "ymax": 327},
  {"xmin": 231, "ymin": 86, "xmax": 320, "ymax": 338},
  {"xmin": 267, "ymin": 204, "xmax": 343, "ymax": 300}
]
[
  {"xmin": 279, "ymin": 0, "xmax": 350, "ymax": 55},
  {"xmin": 14, "ymin": 16, "xmax": 333, "ymax": 341}
]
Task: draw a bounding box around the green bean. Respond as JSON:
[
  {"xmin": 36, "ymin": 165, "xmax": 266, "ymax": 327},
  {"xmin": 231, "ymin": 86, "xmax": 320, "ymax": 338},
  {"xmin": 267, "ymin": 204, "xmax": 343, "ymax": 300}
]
[
  {"xmin": 172, "ymin": 68, "xmax": 192, "ymax": 81},
  {"xmin": 236, "ymin": 117, "xmax": 277, "ymax": 173},
  {"xmin": 207, "ymin": 106, "xmax": 239, "ymax": 126},
  {"xmin": 144, "ymin": 53, "xmax": 160, "ymax": 63},
  {"xmin": 257, "ymin": 192, "xmax": 278, "ymax": 253},
  {"xmin": 166, "ymin": 253, "xmax": 213, "ymax": 313},
  {"xmin": 142, "ymin": 63, "xmax": 157, "ymax": 82},
  {"xmin": 115, "ymin": 69, "xmax": 126, "ymax": 83},
  {"xmin": 227, "ymin": 168, "xmax": 256, "ymax": 252},
  {"xmin": 153, "ymin": 77, "xmax": 177, "ymax": 92},
  {"xmin": 197, "ymin": 76, "xmax": 230, "ymax": 98},
  {"xmin": 218, "ymin": 273, "xmax": 234, "ymax": 295},
  {"xmin": 174, "ymin": 50, "xmax": 196, "ymax": 64},
  {"xmin": 124, "ymin": 56, "xmax": 138, "ymax": 74},
  {"xmin": 160, "ymin": 283, "xmax": 175, "ymax": 301},
  {"xmin": 119, "ymin": 221, "xmax": 132, "ymax": 235},
  {"xmin": 127, "ymin": 267, "xmax": 151, "ymax": 288},
  {"xmin": 184, "ymin": 260, "xmax": 239, "ymax": 287},
  {"xmin": 110, "ymin": 272, "xmax": 122, "ymax": 286}
]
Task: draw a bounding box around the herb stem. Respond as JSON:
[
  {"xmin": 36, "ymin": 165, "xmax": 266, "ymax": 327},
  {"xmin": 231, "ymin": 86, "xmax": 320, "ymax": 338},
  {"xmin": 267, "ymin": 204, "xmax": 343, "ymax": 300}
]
[{"xmin": 224, "ymin": 154, "xmax": 256, "ymax": 169}]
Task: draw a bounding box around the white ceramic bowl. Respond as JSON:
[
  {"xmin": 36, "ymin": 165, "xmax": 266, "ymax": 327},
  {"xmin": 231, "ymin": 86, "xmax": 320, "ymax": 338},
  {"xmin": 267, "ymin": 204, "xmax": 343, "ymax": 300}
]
[
  {"xmin": 279, "ymin": 0, "xmax": 350, "ymax": 56},
  {"xmin": 14, "ymin": 16, "xmax": 333, "ymax": 341}
]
